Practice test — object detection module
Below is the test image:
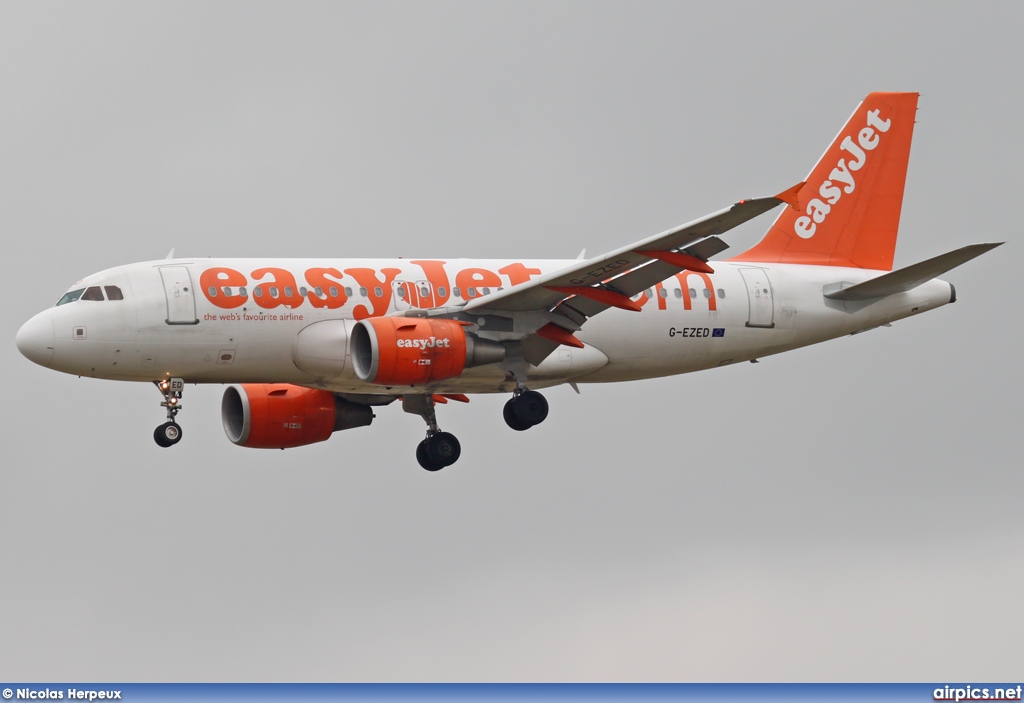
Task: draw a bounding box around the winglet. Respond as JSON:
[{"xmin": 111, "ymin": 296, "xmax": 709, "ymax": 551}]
[
  {"xmin": 774, "ymin": 181, "xmax": 805, "ymax": 210},
  {"xmin": 164, "ymin": 247, "xmax": 176, "ymax": 260}
]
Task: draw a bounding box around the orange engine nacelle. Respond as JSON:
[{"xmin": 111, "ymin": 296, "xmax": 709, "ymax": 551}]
[
  {"xmin": 221, "ymin": 384, "xmax": 373, "ymax": 449},
  {"xmin": 351, "ymin": 317, "xmax": 504, "ymax": 386}
]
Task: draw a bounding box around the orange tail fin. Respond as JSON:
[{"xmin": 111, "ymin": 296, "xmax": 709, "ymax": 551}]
[{"xmin": 732, "ymin": 92, "xmax": 919, "ymax": 271}]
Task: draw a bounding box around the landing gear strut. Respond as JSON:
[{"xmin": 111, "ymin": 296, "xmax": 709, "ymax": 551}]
[
  {"xmin": 503, "ymin": 390, "xmax": 548, "ymax": 431},
  {"xmin": 153, "ymin": 377, "xmax": 185, "ymax": 448},
  {"xmin": 403, "ymin": 395, "xmax": 461, "ymax": 471}
]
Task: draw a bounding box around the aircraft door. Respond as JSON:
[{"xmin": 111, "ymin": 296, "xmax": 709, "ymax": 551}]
[
  {"xmin": 738, "ymin": 268, "xmax": 775, "ymax": 328},
  {"xmin": 159, "ymin": 266, "xmax": 198, "ymax": 325}
]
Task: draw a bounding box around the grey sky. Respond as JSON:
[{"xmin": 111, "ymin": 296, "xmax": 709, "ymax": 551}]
[{"xmin": 1, "ymin": 1, "xmax": 1020, "ymax": 681}]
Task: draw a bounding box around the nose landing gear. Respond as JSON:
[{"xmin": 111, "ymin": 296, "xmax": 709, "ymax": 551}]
[
  {"xmin": 503, "ymin": 390, "xmax": 548, "ymax": 431},
  {"xmin": 404, "ymin": 395, "xmax": 461, "ymax": 471},
  {"xmin": 153, "ymin": 377, "xmax": 184, "ymax": 447}
]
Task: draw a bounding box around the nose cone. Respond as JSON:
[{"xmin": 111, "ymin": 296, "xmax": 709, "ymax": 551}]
[{"xmin": 16, "ymin": 313, "xmax": 55, "ymax": 367}]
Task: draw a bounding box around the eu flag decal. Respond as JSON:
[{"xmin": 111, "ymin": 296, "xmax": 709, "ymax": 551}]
[{"xmin": 712, "ymin": 328, "xmax": 726, "ymax": 338}]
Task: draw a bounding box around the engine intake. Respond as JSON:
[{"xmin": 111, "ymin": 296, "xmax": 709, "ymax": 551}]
[
  {"xmin": 351, "ymin": 317, "xmax": 504, "ymax": 386},
  {"xmin": 222, "ymin": 384, "xmax": 373, "ymax": 449}
]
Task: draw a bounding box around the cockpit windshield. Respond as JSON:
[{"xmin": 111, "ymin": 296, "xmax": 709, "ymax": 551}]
[
  {"xmin": 54, "ymin": 284, "xmax": 125, "ymax": 306},
  {"xmin": 56, "ymin": 288, "xmax": 85, "ymax": 306}
]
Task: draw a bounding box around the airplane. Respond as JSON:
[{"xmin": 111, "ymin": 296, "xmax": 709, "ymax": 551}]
[{"xmin": 15, "ymin": 92, "xmax": 1001, "ymax": 471}]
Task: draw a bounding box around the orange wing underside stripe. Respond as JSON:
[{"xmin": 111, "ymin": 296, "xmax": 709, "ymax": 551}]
[
  {"xmin": 535, "ymin": 322, "xmax": 585, "ymax": 349},
  {"xmin": 546, "ymin": 286, "xmax": 643, "ymax": 312}
]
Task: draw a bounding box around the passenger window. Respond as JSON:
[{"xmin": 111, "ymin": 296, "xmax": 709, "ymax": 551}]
[
  {"xmin": 659, "ymin": 288, "xmax": 668, "ymax": 298},
  {"xmin": 689, "ymin": 288, "xmax": 696, "ymax": 298},
  {"xmin": 397, "ymin": 287, "xmax": 406, "ymax": 298},
  {"xmin": 481, "ymin": 287, "xmax": 490, "ymax": 295},
  {"xmin": 284, "ymin": 286, "xmax": 294, "ymax": 297},
  {"xmin": 208, "ymin": 286, "xmax": 218, "ymax": 297},
  {"xmin": 329, "ymin": 286, "xmax": 339, "ymax": 298},
  {"xmin": 359, "ymin": 287, "xmax": 368, "ymax": 297},
  {"xmin": 221, "ymin": 287, "xmax": 232, "ymax": 296},
  {"xmin": 314, "ymin": 287, "xmax": 323, "ymax": 297},
  {"xmin": 437, "ymin": 287, "xmax": 447, "ymax": 297},
  {"xmin": 717, "ymin": 288, "xmax": 726, "ymax": 298},
  {"xmin": 344, "ymin": 287, "xmax": 353, "ymax": 297},
  {"xmin": 269, "ymin": 286, "xmax": 279, "ymax": 298},
  {"xmin": 673, "ymin": 288, "xmax": 682, "ymax": 299},
  {"xmin": 82, "ymin": 286, "xmax": 104, "ymax": 301},
  {"xmin": 56, "ymin": 288, "xmax": 85, "ymax": 306},
  {"xmin": 238, "ymin": 287, "xmax": 247, "ymax": 297},
  {"xmin": 645, "ymin": 289, "xmax": 653, "ymax": 298},
  {"xmin": 253, "ymin": 286, "xmax": 263, "ymax": 297},
  {"xmin": 703, "ymin": 288, "xmax": 712, "ymax": 299},
  {"xmin": 374, "ymin": 286, "xmax": 383, "ymax": 297},
  {"xmin": 453, "ymin": 287, "xmax": 462, "ymax": 298},
  {"xmin": 420, "ymin": 286, "xmax": 429, "ymax": 297},
  {"xmin": 104, "ymin": 286, "xmax": 124, "ymax": 301},
  {"xmin": 467, "ymin": 287, "xmax": 477, "ymax": 297}
]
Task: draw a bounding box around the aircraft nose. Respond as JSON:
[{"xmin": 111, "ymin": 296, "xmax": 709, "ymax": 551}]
[{"xmin": 16, "ymin": 313, "xmax": 55, "ymax": 367}]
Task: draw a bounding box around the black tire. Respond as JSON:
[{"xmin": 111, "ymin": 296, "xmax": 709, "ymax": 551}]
[
  {"xmin": 503, "ymin": 398, "xmax": 531, "ymax": 431},
  {"xmin": 154, "ymin": 422, "xmax": 182, "ymax": 448},
  {"xmin": 417, "ymin": 439, "xmax": 444, "ymax": 471},
  {"xmin": 512, "ymin": 390, "xmax": 548, "ymax": 427},
  {"xmin": 427, "ymin": 432, "xmax": 461, "ymax": 467}
]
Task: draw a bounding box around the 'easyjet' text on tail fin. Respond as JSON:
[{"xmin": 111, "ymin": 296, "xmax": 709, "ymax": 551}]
[{"xmin": 732, "ymin": 92, "xmax": 918, "ymax": 271}]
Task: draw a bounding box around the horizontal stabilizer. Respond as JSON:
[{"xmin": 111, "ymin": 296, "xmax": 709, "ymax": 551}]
[{"xmin": 824, "ymin": 243, "xmax": 1003, "ymax": 301}]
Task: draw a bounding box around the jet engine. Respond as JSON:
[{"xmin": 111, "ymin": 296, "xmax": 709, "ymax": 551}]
[
  {"xmin": 221, "ymin": 384, "xmax": 373, "ymax": 449},
  {"xmin": 351, "ymin": 317, "xmax": 505, "ymax": 386}
]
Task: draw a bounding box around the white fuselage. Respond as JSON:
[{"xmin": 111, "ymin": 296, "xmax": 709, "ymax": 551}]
[{"xmin": 16, "ymin": 257, "xmax": 954, "ymax": 394}]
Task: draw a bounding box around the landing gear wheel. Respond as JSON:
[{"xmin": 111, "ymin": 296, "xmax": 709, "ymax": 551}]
[
  {"xmin": 427, "ymin": 431, "xmax": 461, "ymax": 466},
  {"xmin": 503, "ymin": 398, "xmax": 531, "ymax": 431},
  {"xmin": 154, "ymin": 422, "xmax": 183, "ymax": 448},
  {"xmin": 505, "ymin": 391, "xmax": 548, "ymax": 430},
  {"xmin": 403, "ymin": 395, "xmax": 461, "ymax": 472},
  {"xmin": 416, "ymin": 440, "xmax": 442, "ymax": 471},
  {"xmin": 416, "ymin": 432, "xmax": 461, "ymax": 471},
  {"xmin": 514, "ymin": 390, "xmax": 548, "ymax": 426}
]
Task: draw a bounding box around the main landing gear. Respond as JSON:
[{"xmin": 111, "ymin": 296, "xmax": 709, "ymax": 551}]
[
  {"xmin": 403, "ymin": 395, "xmax": 461, "ymax": 472},
  {"xmin": 153, "ymin": 377, "xmax": 185, "ymax": 448},
  {"xmin": 503, "ymin": 390, "xmax": 548, "ymax": 431},
  {"xmin": 402, "ymin": 388, "xmax": 549, "ymax": 471}
]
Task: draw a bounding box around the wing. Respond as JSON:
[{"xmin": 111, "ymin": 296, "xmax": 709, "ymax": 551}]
[{"xmin": 465, "ymin": 186, "xmax": 799, "ymax": 318}]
